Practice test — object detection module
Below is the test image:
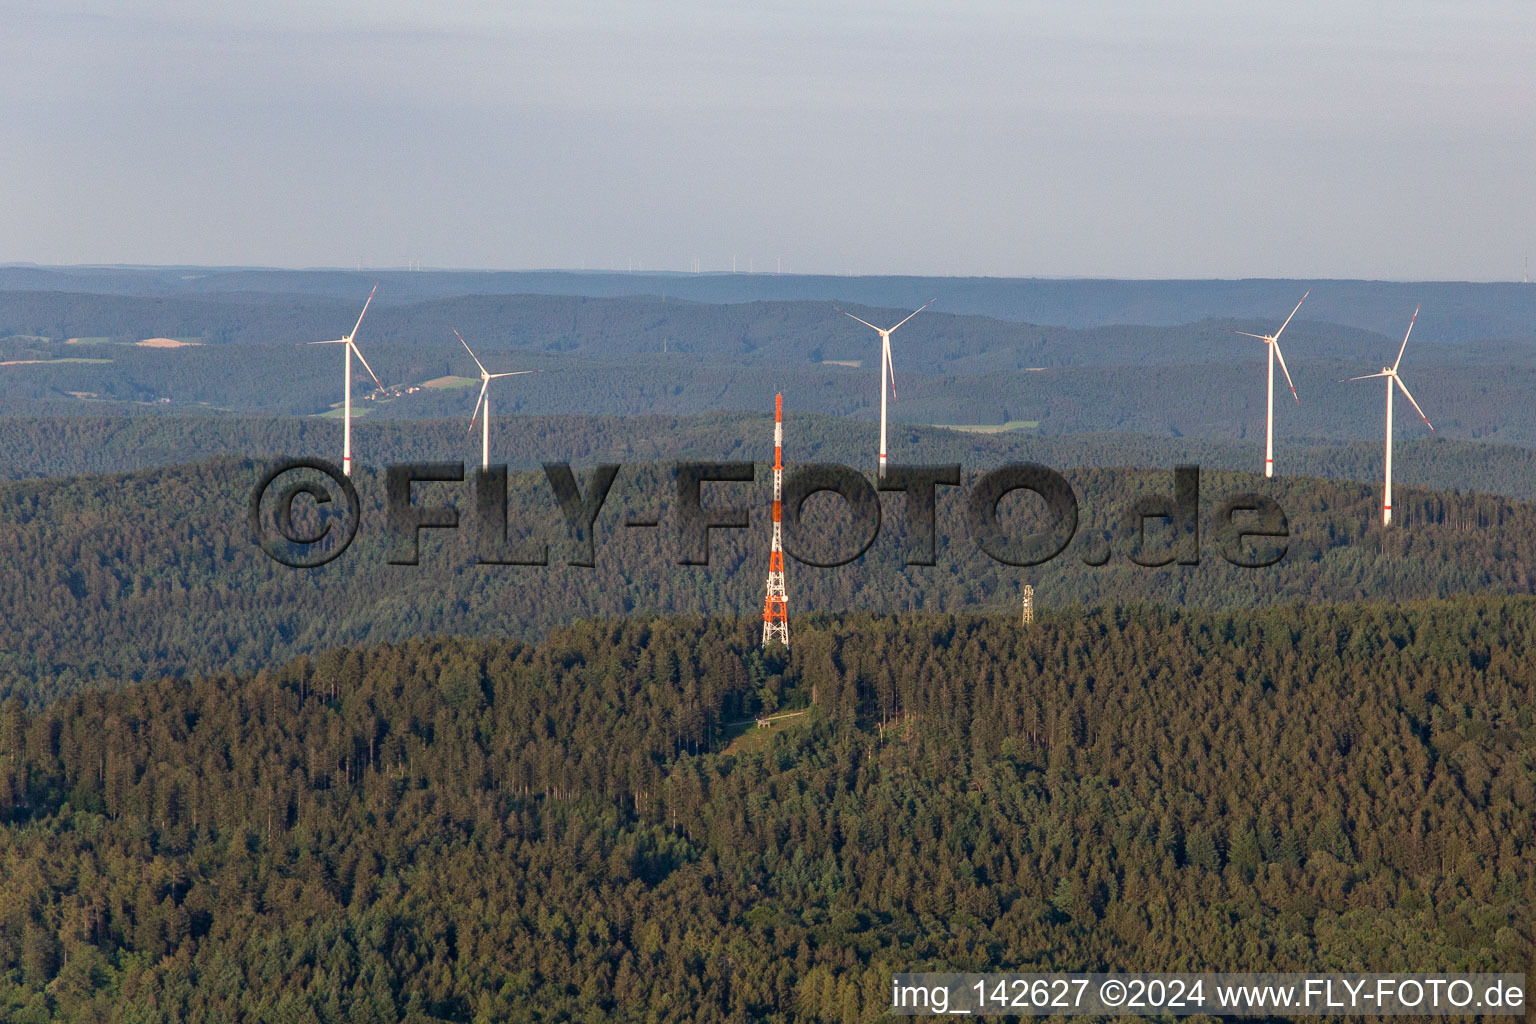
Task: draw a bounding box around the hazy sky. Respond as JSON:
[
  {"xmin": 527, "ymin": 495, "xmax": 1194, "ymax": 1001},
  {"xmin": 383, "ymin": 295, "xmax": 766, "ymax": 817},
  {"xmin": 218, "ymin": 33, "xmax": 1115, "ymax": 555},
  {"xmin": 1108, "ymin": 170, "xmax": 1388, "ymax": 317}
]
[{"xmin": 3, "ymin": 1, "xmax": 1532, "ymax": 279}]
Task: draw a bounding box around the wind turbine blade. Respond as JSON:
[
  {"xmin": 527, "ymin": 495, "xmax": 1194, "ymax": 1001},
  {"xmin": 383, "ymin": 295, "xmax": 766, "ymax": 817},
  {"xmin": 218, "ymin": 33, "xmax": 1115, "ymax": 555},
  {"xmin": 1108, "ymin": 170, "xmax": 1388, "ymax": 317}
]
[
  {"xmin": 1392, "ymin": 304, "xmax": 1420, "ymax": 372},
  {"xmin": 453, "ymin": 327, "xmax": 488, "ymax": 376},
  {"xmin": 348, "ymin": 284, "xmax": 378, "ymax": 341},
  {"xmin": 348, "ymin": 340, "xmax": 385, "ymax": 391},
  {"xmin": 887, "ymin": 298, "xmax": 935, "ymax": 334},
  {"xmin": 1272, "ymin": 340, "xmax": 1299, "ymax": 403},
  {"xmin": 835, "ymin": 308, "xmax": 882, "ymax": 332},
  {"xmin": 1394, "ymin": 375, "xmax": 1435, "ymax": 432},
  {"xmin": 467, "ymin": 380, "xmax": 489, "ymax": 433},
  {"xmin": 884, "ymin": 338, "xmax": 897, "ymax": 399},
  {"xmin": 1232, "ymin": 331, "xmax": 1270, "ymax": 341},
  {"xmin": 488, "ymin": 370, "xmax": 535, "ymax": 379},
  {"xmin": 1271, "ymin": 289, "xmax": 1310, "ymax": 343},
  {"xmin": 1339, "ymin": 371, "xmax": 1392, "ymax": 382},
  {"xmin": 306, "ymin": 339, "xmax": 348, "ymax": 345}
]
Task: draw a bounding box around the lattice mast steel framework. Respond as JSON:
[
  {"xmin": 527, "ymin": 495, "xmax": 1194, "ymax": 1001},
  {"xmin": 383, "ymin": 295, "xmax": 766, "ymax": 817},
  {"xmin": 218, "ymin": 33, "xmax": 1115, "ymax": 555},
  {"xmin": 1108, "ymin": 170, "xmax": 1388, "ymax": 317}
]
[{"xmin": 762, "ymin": 393, "xmax": 790, "ymax": 648}]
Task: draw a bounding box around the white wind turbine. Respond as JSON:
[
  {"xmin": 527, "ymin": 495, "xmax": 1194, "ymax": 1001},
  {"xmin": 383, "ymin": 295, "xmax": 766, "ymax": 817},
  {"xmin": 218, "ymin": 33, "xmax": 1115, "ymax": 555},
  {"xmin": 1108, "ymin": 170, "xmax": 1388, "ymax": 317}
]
[
  {"xmin": 455, "ymin": 328, "xmax": 533, "ymax": 470},
  {"xmin": 1341, "ymin": 305, "xmax": 1435, "ymax": 526},
  {"xmin": 835, "ymin": 299, "xmax": 934, "ymax": 478},
  {"xmin": 1233, "ymin": 290, "xmax": 1308, "ymax": 478},
  {"xmin": 308, "ymin": 285, "xmax": 385, "ymax": 476}
]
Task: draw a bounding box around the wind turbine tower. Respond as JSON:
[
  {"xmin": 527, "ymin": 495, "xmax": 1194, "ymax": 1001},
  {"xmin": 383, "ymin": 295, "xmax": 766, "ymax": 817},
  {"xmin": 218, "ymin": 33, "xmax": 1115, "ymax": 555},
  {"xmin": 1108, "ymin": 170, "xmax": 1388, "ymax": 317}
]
[
  {"xmin": 836, "ymin": 299, "xmax": 934, "ymax": 478},
  {"xmin": 762, "ymin": 393, "xmax": 790, "ymax": 649},
  {"xmin": 455, "ymin": 329, "xmax": 534, "ymax": 471},
  {"xmin": 308, "ymin": 285, "xmax": 385, "ymax": 476},
  {"xmin": 1233, "ymin": 291, "xmax": 1307, "ymax": 478},
  {"xmin": 1341, "ymin": 305, "xmax": 1435, "ymax": 526}
]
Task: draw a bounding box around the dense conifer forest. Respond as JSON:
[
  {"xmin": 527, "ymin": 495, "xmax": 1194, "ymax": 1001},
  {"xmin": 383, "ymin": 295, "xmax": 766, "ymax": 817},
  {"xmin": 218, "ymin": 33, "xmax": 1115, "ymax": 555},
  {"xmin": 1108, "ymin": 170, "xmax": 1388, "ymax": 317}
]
[
  {"xmin": 3, "ymin": 456, "xmax": 1535, "ymax": 703},
  {"xmin": 5, "ymin": 414, "xmax": 1536, "ymax": 503},
  {"xmin": 0, "ymin": 603, "xmax": 1530, "ymax": 1021}
]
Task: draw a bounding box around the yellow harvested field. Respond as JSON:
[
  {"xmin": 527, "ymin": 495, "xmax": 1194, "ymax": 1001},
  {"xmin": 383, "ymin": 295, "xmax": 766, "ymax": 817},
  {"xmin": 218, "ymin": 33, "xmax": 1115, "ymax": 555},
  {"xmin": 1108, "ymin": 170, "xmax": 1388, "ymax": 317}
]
[{"xmin": 136, "ymin": 338, "xmax": 202, "ymax": 348}]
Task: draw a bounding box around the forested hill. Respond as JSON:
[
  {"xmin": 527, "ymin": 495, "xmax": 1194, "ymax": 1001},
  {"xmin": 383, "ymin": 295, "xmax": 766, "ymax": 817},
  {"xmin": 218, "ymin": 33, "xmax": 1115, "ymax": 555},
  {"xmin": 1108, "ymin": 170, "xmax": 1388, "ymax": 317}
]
[
  {"xmin": 0, "ymin": 604, "xmax": 1530, "ymax": 1021},
  {"xmin": 9, "ymin": 351, "xmax": 1533, "ymax": 445},
  {"xmin": 3, "ymin": 456, "xmax": 1534, "ymax": 703},
  {"xmin": 5, "ymin": 414, "xmax": 1536, "ymax": 501}
]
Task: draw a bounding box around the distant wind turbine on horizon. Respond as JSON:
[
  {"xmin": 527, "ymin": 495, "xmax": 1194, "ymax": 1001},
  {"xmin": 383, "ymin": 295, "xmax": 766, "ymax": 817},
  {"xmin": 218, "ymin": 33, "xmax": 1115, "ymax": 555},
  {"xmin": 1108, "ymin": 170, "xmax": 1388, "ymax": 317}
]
[
  {"xmin": 1234, "ymin": 290, "xmax": 1308, "ymax": 478},
  {"xmin": 1341, "ymin": 305, "xmax": 1435, "ymax": 526},
  {"xmin": 307, "ymin": 284, "xmax": 384, "ymax": 476},
  {"xmin": 836, "ymin": 299, "xmax": 934, "ymax": 478},
  {"xmin": 456, "ymin": 328, "xmax": 534, "ymax": 471}
]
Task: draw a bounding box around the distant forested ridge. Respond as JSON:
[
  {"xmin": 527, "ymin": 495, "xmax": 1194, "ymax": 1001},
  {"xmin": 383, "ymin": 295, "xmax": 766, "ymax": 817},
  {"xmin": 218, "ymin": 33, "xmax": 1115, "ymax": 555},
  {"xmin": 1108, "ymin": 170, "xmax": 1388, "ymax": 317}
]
[
  {"xmin": 3, "ymin": 289, "xmax": 1496, "ymax": 364},
  {"xmin": 3, "ymin": 456, "xmax": 1535, "ymax": 703},
  {"xmin": 3, "ymin": 287, "xmax": 1535, "ymax": 443},
  {"xmin": 4, "ymin": 265, "xmax": 1534, "ymax": 340},
  {"xmin": 0, "ymin": 603, "xmax": 1530, "ymax": 1021}
]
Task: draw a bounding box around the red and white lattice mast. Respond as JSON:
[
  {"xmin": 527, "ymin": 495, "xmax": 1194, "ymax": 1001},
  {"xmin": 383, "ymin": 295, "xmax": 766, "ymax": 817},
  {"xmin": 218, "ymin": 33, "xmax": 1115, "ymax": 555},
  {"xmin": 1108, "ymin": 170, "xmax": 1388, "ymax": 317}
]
[{"xmin": 762, "ymin": 393, "xmax": 790, "ymax": 648}]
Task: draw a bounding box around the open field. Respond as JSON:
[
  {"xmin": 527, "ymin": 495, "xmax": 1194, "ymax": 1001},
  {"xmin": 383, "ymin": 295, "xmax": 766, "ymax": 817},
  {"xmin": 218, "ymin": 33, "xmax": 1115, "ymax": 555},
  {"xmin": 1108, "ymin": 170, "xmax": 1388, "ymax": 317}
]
[
  {"xmin": 136, "ymin": 337, "xmax": 202, "ymax": 347},
  {"xmin": 317, "ymin": 404, "xmax": 375, "ymax": 418},
  {"xmin": 721, "ymin": 709, "xmax": 813, "ymax": 755},
  {"xmin": 931, "ymin": 419, "xmax": 1040, "ymax": 433},
  {"xmin": 0, "ymin": 357, "xmax": 113, "ymax": 366}
]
